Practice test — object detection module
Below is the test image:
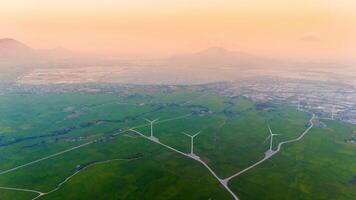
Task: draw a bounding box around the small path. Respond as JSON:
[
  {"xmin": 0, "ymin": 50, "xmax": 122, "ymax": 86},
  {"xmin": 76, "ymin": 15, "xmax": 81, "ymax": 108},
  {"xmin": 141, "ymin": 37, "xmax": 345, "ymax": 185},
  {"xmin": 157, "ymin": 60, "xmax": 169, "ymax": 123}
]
[
  {"xmin": 129, "ymin": 129, "xmax": 239, "ymax": 200},
  {"xmin": 0, "ymin": 114, "xmax": 192, "ymax": 176},
  {"xmin": 130, "ymin": 112, "xmax": 315, "ymax": 200},
  {"xmin": 32, "ymin": 157, "xmax": 142, "ymax": 200},
  {"xmin": 0, "ymin": 113, "xmax": 193, "ymax": 200},
  {"xmin": 223, "ymin": 113, "xmax": 315, "ymax": 183},
  {"xmin": 0, "ymin": 186, "xmax": 44, "ymax": 196},
  {"xmin": 0, "ymin": 89, "xmax": 315, "ymax": 200},
  {"xmin": 0, "ymin": 141, "xmax": 94, "ymax": 176}
]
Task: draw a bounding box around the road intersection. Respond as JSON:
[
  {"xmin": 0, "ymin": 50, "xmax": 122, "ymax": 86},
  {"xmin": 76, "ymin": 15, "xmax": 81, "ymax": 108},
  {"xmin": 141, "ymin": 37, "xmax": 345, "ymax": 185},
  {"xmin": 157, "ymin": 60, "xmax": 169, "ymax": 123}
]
[
  {"xmin": 0, "ymin": 88, "xmax": 316, "ymax": 200},
  {"xmin": 129, "ymin": 112, "xmax": 315, "ymax": 200}
]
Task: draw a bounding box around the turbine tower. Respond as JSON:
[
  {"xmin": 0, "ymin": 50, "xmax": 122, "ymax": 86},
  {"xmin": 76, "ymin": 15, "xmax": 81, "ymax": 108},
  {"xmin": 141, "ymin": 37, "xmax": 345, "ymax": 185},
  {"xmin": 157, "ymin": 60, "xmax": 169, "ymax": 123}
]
[
  {"xmin": 144, "ymin": 118, "xmax": 159, "ymax": 139},
  {"xmin": 182, "ymin": 131, "xmax": 201, "ymax": 157},
  {"xmin": 331, "ymin": 105, "xmax": 335, "ymax": 120},
  {"xmin": 264, "ymin": 124, "xmax": 280, "ymax": 153}
]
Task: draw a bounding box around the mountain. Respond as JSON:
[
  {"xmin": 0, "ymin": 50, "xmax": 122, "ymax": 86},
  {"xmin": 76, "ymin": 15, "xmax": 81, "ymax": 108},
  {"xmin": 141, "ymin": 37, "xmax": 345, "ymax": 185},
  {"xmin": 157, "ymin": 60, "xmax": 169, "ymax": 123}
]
[
  {"xmin": 0, "ymin": 38, "xmax": 77, "ymax": 62},
  {"xmin": 0, "ymin": 38, "xmax": 131, "ymax": 82},
  {"xmin": 0, "ymin": 38, "xmax": 89, "ymax": 65},
  {"xmin": 115, "ymin": 47, "xmax": 284, "ymax": 85},
  {"xmin": 167, "ymin": 47, "xmax": 275, "ymax": 68},
  {"xmin": 0, "ymin": 38, "xmax": 35, "ymax": 60}
]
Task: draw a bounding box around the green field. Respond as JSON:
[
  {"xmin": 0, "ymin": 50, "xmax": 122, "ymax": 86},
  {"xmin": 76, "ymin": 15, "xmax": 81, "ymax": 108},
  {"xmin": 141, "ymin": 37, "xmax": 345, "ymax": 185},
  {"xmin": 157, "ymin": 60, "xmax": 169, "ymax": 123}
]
[
  {"xmin": 0, "ymin": 88, "xmax": 355, "ymax": 200},
  {"xmin": 229, "ymin": 120, "xmax": 356, "ymax": 200}
]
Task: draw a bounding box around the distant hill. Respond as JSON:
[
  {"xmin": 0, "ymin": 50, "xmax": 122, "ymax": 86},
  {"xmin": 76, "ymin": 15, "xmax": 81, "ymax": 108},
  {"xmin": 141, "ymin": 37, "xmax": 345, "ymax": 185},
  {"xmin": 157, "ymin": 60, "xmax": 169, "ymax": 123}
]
[
  {"xmin": 167, "ymin": 47, "xmax": 276, "ymax": 68},
  {"xmin": 0, "ymin": 38, "xmax": 106, "ymax": 67},
  {"xmin": 0, "ymin": 38, "xmax": 133, "ymax": 82},
  {"xmin": 0, "ymin": 38, "xmax": 36, "ymax": 60},
  {"xmin": 0, "ymin": 38, "xmax": 78, "ymax": 62}
]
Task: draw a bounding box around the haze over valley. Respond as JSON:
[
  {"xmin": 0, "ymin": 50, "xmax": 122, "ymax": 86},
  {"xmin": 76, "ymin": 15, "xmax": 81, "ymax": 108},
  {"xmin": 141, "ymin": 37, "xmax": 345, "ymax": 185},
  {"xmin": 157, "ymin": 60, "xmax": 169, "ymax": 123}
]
[
  {"xmin": 1, "ymin": 38, "xmax": 355, "ymax": 86},
  {"xmin": 0, "ymin": 1, "xmax": 355, "ymax": 200}
]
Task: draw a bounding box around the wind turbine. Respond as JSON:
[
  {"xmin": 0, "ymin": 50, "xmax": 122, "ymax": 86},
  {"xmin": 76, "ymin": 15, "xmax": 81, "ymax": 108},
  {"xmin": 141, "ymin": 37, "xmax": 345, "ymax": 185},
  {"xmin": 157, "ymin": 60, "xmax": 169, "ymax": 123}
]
[
  {"xmin": 144, "ymin": 118, "xmax": 159, "ymax": 140},
  {"xmin": 331, "ymin": 105, "xmax": 335, "ymax": 120},
  {"xmin": 297, "ymin": 96, "xmax": 301, "ymax": 111},
  {"xmin": 264, "ymin": 124, "xmax": 280, "ymax": 156},
  {"xmin": 182, "ymin": 131, "xmax": 201, "ymax": 157}
]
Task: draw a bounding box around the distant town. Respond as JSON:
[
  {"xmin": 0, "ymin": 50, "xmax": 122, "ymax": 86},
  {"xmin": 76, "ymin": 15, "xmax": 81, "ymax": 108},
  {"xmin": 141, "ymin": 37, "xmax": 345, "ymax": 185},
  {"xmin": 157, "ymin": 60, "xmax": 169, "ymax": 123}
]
[{"xmin": 1, "ymin": 76, "xmax": 356, "ymax": 125}]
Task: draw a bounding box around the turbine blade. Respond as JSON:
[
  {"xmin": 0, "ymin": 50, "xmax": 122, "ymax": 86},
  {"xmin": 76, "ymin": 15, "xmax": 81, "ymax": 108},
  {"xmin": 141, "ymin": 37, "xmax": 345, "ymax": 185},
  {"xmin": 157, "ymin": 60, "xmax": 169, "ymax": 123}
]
[
  {"xmin": 144, "ymin": 118, "xmax": 152, "ymax": 123},
  {"xmin": 267, "ymin": 124, "xmax": 273, "ymax": 135},
  {"xmin": 193, "ymin": 131, "xmax": 201, "ymax": 137},
  {"xmin": 264, "ymin": 135, "xmax": 271, "ymax": 143},
  {"xmin": 182, "ymin": 132, "xmax": 191, "ymax": 137}
]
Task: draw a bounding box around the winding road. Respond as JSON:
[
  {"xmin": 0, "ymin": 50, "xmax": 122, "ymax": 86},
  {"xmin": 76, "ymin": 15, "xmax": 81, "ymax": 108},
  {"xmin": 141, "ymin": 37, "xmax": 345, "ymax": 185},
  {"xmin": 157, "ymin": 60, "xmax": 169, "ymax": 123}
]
[
  {"xmin": 0, "ymin": 89, "xmax": 316, "ymax": 200},
  {"xmin": 131, "ymin": 112, "xmax": 315, "ymax": 200},
  {"xmin": 0, "ymin": 113, "xmax": 193, "ymax": 176},
  {"xmin": 31, "ymin": 157, "xmax": 143, "ymax": 200},
  {"xmin": 0, "ymin": 114, "xmax": 193, "ymax": 199},
  {"xmin": 223, "ymin": 113, "xmax": 315, "ymax": 183}
]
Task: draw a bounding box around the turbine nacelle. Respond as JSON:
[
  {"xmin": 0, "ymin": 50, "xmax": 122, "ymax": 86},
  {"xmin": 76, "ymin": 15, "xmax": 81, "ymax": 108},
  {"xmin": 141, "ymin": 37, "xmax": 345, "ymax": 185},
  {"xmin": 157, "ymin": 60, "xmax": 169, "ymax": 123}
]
[
  {"xmin": 265, "ymin": 123, "xmax": 281, "ymax": 151},
  {"xmin": 144, "ymin": 118, "xmax": 160, "ymax": 138},
  {"xmin": 144, "ymin": 118, "xmax": 159, "ymax": 123},
  {"xmin": 182, "ymin": 131, "xmax": 201, "ymax": 138},
  {"xmin": 182, "ymin": 130, "xmax": 201, "ymax": 155}
]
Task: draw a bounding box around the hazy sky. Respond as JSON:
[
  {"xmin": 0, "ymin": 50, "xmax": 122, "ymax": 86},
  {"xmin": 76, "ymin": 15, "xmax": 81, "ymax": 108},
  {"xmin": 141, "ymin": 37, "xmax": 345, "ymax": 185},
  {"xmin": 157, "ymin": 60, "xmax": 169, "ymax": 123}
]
[{"xmin": 1, "ymin": 0, "xmax": 355, "ymax": 60}]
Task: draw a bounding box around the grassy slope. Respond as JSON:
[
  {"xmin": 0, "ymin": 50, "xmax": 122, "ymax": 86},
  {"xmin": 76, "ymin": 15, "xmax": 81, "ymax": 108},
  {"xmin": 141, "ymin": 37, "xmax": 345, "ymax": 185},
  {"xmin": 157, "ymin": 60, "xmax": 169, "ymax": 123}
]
[
  {"xmin": 0, "ymin": 90, "xmax": 354, "ymax": 200},
  {"xmin": 0, "ymin": 131, "xmax": 231, "ymax": 200},
  {"xmin": 0, "ymin": 93, "xmax": 156, "ymax": 171},
  {"xmin": 0, "ymin": 190, "xmax": 36, "ymax": 200},
  {"xmin": 229, "ymin": 120, "xmax": 356, "ymax": 200},
  {"xmin": 41, "ymin": 148, "xmax": 231, "ymax": 200}
]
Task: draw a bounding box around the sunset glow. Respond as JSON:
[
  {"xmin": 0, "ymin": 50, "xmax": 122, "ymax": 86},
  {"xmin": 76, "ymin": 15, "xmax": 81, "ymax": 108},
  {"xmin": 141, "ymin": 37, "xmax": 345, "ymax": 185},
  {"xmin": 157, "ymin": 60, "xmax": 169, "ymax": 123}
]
[{"xmin": 1, "ymin": 0, "xmax": 355, "ymax": 60}]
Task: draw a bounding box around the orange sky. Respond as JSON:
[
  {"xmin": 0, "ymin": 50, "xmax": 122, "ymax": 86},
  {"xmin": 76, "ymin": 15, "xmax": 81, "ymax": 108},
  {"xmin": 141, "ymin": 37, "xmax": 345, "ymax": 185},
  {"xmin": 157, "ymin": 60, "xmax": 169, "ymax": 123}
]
[{"xmin": 1, "ymin": 0, "xmax": 355, "ymax": 61}]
